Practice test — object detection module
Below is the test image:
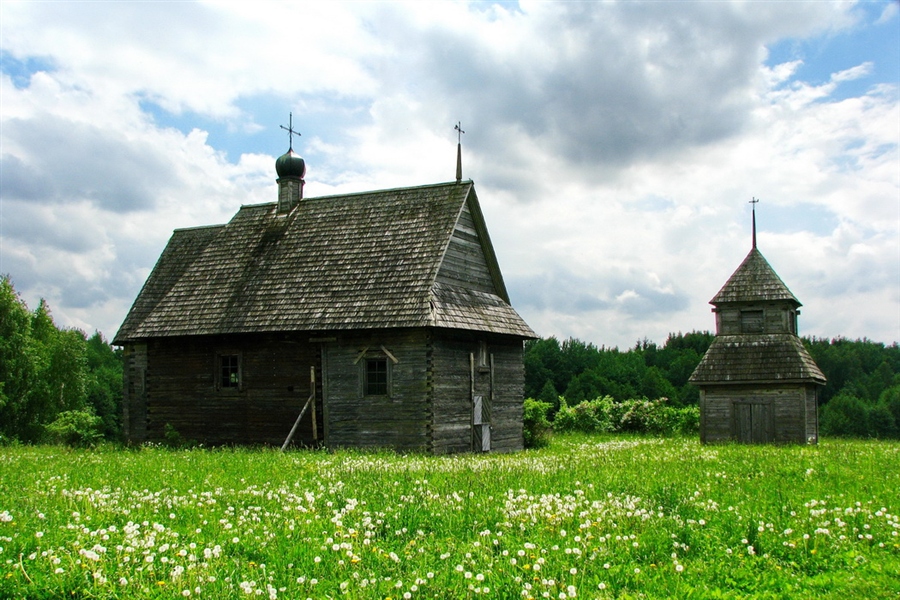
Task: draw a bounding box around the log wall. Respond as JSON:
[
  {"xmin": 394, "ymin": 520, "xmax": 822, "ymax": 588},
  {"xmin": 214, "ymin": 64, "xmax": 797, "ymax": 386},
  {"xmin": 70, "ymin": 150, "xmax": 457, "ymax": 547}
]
[
  {"xmin": 699, "ymin": 384, "xmax": 817, "ymax": 444},
  {"xmin": 125, "ymin": 327, "xmax": 526, "ymax": 453},
  {"xmin": 322, "ymin": 330, "xmax": 431, "ymax": 452},
  {"xmin": 431, "ymin": 332, "xmax": 524, "ymax": 454},
  {"xmin": 129, "ymin": 334, "xmax": 322, "ymax": 446}
]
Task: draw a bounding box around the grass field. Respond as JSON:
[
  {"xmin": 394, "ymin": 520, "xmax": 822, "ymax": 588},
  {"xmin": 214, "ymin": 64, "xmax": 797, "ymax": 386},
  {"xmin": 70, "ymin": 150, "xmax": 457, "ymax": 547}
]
[{"xmin": 1, "ymin": 435, "xmax": 898, "ymax": 599}]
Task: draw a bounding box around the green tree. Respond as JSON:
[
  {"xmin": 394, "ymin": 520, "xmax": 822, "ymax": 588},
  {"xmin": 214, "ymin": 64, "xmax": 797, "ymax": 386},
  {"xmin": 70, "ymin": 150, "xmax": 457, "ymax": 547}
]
[
  {"xmin": 85, "ymin": 331, "xmax": 123, "ymax": 439},
  {"xmin": 820, "ymin": 393, "xmax": 870, "ymax": 437},
  {"xmin": 0, "ymin": 276, "xmax": 37, "ymax": 441}
]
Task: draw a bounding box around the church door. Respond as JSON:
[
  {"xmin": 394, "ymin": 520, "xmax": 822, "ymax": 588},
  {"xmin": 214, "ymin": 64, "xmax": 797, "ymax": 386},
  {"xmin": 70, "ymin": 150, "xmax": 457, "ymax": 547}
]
[{"xmin": 733, "ymin": 401, "xmax": 773, "ymax": 443}]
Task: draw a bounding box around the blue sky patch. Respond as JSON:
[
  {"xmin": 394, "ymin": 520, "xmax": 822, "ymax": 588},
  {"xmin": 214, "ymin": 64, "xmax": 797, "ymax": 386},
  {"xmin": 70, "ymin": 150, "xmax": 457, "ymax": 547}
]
[
  {"xmin": 765, "ymin": 2, "xmax": 899, "ymax": 102},
  {"xmin": 138, "ymin": 92, "xmax": 373, "ymax": 163},
  {"xmin": 0, "ymin": 51, "xmax": 56, "ymax": 89}
]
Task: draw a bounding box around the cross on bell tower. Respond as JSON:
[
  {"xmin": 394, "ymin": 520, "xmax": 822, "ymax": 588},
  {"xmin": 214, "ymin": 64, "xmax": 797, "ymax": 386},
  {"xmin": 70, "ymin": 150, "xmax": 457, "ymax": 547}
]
[
  {"xmin": 455, "ymin": 121, "xmax": 465, "ymax": 183},
  {"xmin": 749, "ymin": 197, "xmax": 759, "ymax": 249}
]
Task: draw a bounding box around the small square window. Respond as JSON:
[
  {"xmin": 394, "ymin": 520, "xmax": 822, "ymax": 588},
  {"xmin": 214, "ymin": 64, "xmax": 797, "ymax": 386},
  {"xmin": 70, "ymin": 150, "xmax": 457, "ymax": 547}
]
[
  {"xmin": 220, "ymin": 354, "xmax": 240, "ymax": 389},
  {"xmin": 364, "ymin": 358, "xmax": 388, "ymax": 396}
]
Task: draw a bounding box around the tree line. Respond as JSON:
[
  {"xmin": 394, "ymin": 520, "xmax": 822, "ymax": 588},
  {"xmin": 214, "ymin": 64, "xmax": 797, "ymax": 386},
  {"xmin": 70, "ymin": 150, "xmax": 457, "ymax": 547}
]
[
  {"xmin": 0, "ymin": 276, "xmax": 122, "ymax": 444},
  {"xmin": 1, "ymin": 272, "xmax": 899, "ymax": 444},
  {"xmin": 525, "ymin": 333, "xmax": 900, "ymax": 438}
]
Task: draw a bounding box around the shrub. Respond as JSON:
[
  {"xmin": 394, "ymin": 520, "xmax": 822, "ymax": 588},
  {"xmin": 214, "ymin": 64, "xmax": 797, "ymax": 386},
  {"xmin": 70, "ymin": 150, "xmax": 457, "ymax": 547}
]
[
  {"xmin": 553, "ymin": 396, "xmax": 699, "ymax": 436},
  {"xmin": 869, "ymin": 403, "xmax": 898, "ymax": 439},
  {"xmin": 820, "ymin": 393, "xmax": 870, "ymax": 437},
  {"xmin": 162, "ymin": 423, "xmax": 197, "ymax": 449},
  {"xmin": 553, "ymin": 396, "xmax": 615, "ymax": 434},
  {"xmin": 44, "ymin": 410, "xmax": 102, "ymax": 448},
  {"xmin": 523, "ymin": 398, "xmax": 553, "ymax": 448}
]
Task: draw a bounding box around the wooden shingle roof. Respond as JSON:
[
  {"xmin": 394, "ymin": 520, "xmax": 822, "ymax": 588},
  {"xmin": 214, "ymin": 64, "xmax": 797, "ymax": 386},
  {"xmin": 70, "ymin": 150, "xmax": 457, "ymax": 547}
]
[
  {"xmin": 690, "ymin": 334, "xmax": 826, "ymax": 385},
  {"xmin": 115, "ymin": 181, "xmax": 535, "ymax": 343},
  {"xmin": 711, "ymin": 248, "xmax": 800, "ymax": 306}
]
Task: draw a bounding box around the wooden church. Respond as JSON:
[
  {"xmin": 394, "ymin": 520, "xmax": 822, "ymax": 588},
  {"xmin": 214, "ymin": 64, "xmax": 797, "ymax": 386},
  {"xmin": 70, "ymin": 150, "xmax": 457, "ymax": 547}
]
[
  {"xmin": 114, "ymin": 130, "xmax": 535, "ymax": 453},
  {"xmin": 690, "ymin": 205, "xmax": 826, "ymax": 444}
]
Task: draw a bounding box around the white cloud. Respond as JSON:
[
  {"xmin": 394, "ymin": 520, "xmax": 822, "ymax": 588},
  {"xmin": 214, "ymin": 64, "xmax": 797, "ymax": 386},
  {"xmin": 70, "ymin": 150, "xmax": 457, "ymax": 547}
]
[{"xmin": 0, "ymin": 1, "xmax": 896, "ymax": 348}]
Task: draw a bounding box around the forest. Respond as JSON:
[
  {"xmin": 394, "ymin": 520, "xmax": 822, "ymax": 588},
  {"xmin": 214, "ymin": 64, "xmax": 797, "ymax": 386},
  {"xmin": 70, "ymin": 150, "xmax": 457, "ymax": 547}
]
[{"xmin": 1, "ymin": 274, "xmax": 899, "ymax": 444}]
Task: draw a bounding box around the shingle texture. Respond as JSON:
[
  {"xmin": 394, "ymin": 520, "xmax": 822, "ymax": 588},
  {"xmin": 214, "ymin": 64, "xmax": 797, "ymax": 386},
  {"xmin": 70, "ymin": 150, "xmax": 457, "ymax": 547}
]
[
  {"xmin": 711, "ymin": 248, "xmax": 800, "ymax": 306},
  {"xmin": 690, "ymin": 334, "xmax": 826, "ymax": 384},
  {"xmin": 115, "ymin": 181, "xmax": 535, "ymax": 343}
]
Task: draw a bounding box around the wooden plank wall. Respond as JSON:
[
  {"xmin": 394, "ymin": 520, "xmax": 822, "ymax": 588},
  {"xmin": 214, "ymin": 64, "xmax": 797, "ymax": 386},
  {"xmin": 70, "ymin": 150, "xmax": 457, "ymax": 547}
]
[
  {"xmin": 488, "ymin": 341, "xmax": 526, "ymax": 453},
  {"xmin": 141, "ymin": 334, "xmax": 322, "ymax": 446},
  {"xmin": 716, "ymin": 306, "xmax": 794, "ymax": 335},
  {"xmin": 431, "ymin": 334, "xmax": 478, "ymax": 454},
  {"xmin": 700, "ymin": 384, "xmax": 813, "ymax": 444},
  {"xmin": 805, "ymin": 385, "xmax": 819, "ymax": 444},
  {"xmin": 431, "ymin": 332, "xmax": 524, "ymax": 454},
  {"xmin": 323, "ymin": 330, "xmax": 431, "ymax": 452},
  {"xmin": 122, "ymin": 343, "xmax": 148, "ymax": 443},
  {"xmin": 435, "ymin": 204, "xmax": 496, "ymax": 294}
]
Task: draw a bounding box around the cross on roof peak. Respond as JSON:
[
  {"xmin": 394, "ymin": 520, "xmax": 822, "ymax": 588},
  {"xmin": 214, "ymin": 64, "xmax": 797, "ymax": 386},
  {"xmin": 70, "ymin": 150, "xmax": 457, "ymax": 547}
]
[
  {"xmin": 455, "ymin": 121, "xmax": 466, "ymax": 182},
  {"xmin": 280, "ymin": 112, "xmax": 302, "ymax": 151},
  {"xmin": 455, "ymin": 121, "xmax": 465, "ymax": 144},
  {"xmin": 749, "ymin": 197, "xmax": 759, "ymax": 249}
]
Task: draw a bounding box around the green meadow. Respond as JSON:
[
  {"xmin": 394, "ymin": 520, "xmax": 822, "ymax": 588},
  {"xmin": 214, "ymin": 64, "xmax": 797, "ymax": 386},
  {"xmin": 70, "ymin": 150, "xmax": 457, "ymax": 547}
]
[{"xmin": 1, "ymin": 436, "xmax": 898, "ymax": 599}]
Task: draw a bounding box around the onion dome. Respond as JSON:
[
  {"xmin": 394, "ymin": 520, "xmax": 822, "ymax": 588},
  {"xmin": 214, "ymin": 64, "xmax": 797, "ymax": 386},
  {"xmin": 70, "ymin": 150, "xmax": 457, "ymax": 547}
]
[{"xmin": 275, "ymin": 148, "xmax": 306, "ymax": 179}]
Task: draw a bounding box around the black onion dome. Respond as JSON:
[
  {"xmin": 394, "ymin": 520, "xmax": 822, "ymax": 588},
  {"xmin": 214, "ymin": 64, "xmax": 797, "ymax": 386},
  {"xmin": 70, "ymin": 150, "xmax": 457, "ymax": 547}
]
[{"xmin": 275, "ymin": 148, "xmax": 306, "ymax": 179}]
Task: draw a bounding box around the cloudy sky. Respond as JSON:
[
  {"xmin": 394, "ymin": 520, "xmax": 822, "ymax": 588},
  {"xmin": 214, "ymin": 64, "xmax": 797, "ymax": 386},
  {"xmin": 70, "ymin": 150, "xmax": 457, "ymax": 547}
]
[{"xmin": 1, "ymin": 1, "xmax": 898, "ymax": 349}]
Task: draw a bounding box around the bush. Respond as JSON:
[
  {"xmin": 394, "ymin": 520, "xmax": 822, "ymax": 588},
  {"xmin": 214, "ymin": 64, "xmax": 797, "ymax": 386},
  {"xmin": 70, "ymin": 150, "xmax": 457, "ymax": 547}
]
[
  {"xmin": 869, "ymin": 403, "xmax": 898, "ymax": 439},
  {"xmin": 162, "ymin": 423, "xmax": 197, "ymax": 449},
  {"xmin": 553, "ymin": 396, "xmax": 615, "ymax": 434},
  {"xmin": 523, "ymin": 398, "xmax": 552, "ymax": 448},
  {"xmin": 44, "ymin": 410, "xmax": 102, "ymax": 448},
  {"xmin": 552, "ymin": 396, "xmax": 698, "ymax": 436},
  {"xmin": 820, "ymin": 393, "xmax": 870, "ymax": 437}
]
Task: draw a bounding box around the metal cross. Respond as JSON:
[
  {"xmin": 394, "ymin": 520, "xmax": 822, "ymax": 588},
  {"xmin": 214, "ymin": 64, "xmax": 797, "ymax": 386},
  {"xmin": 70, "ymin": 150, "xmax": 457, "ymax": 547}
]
[
  {"xmin": 455, "ymin": 121, "xmax": 465, "ymax": 144},
  {"xmin": 280, "ymin": 112, "xmax": 302, "ymax": 151}
]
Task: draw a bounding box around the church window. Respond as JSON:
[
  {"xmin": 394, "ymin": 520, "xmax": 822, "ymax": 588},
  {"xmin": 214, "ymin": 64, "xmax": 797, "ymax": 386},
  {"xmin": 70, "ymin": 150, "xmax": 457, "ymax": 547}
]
[
  {"xmin": 364, "ymin": 358, "xmax": 389, "ymax": 396},
  {"xmin": 219, "ymin": 354, "xmax": 241, "ymax": 389}
]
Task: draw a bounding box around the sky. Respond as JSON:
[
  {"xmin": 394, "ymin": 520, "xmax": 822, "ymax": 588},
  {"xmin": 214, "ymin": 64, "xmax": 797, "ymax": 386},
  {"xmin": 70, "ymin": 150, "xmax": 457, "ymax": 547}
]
[{"xmin": 1, "ymin": 0, "xmax": 898, "ymax": 350}]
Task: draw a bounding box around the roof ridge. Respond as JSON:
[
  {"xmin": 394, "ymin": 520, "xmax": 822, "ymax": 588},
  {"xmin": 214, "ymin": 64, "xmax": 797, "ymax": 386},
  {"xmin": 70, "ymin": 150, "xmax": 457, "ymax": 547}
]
[
  {"xmin": 304, "ymin": 180, "xmax": 472, "ymax": 202},
  {"xmin": 172, "ymin": 223, "xmax": 227, "ymax": 233}
]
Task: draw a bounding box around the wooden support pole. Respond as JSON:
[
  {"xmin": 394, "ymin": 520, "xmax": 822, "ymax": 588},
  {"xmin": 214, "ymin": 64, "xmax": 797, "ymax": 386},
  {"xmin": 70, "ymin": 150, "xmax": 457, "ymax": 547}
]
[
  {"xmin": 282, "ymin": 393, "xmax": 314, "ymax": 452},
  {"xmin": 310, "ymin": 366, "xmax": 318, "ymax": 441}
]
